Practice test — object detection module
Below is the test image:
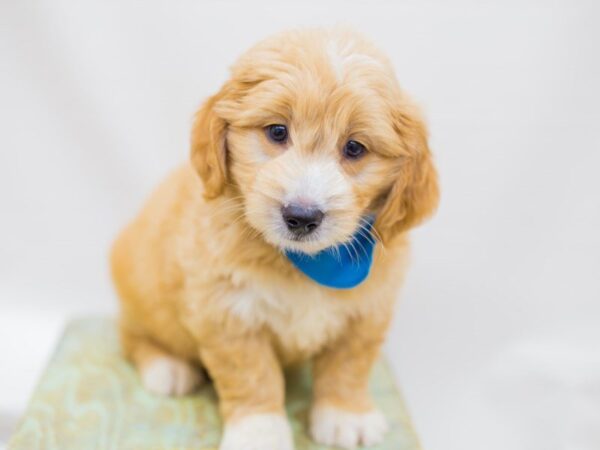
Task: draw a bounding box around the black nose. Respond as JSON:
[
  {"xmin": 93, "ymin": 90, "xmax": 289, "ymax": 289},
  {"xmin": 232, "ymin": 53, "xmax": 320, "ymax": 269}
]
[{"xmin": 281, "ymin": 204, "xmax": 324, "ymax": 236}]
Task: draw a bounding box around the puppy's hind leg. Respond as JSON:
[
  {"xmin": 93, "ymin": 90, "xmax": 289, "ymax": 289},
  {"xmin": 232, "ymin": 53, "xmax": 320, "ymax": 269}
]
[{"xmin": 120, "ymin": 327, "xmax": 204, "ymax": 397}]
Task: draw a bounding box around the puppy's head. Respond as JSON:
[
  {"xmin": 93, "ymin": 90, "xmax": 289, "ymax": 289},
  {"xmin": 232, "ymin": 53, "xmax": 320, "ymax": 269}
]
[{"xmin": 191, "ymin": 28, "xmax": 438, "ymax": 254}]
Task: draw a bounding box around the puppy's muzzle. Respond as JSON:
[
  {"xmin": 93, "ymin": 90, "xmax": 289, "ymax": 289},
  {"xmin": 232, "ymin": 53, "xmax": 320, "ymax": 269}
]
[{"xmin": 281, "ymin": 204, "xmax": 324, "ymax": 237}]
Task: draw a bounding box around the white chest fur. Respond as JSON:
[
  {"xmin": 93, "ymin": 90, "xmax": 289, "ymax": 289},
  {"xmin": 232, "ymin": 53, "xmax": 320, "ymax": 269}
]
[{"xmin": 222, "ymin": 270, "xmax": 352, "ymax": 361}]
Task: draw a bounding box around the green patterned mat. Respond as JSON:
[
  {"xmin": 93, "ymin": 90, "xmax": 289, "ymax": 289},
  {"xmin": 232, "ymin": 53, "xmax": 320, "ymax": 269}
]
[{"xmin": 8, "ymin": 318, "xmax": 421, "ymax": 450}]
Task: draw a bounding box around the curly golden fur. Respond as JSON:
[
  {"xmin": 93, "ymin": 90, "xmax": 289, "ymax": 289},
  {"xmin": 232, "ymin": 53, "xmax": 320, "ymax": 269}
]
[{"xmin": 111, "ymin": 27, "xmax": 438, "ymax": 449}]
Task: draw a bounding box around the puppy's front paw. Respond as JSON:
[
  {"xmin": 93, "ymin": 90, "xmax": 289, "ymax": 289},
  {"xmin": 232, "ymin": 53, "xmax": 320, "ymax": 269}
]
[
  {"xmin": 310, "ymin": 405, "xmax": 389, "ymax": 449},
  {"xmin": 141, "ymin": 355, "xmax": 203, "ymax": 396},
  {"xmin": 220, "ymin": 413, "xmax": 294, "ymax": 450}
]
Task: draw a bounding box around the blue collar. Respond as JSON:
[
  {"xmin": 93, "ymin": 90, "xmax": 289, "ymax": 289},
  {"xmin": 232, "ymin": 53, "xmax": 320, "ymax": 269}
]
[{"xmin": 284, "ymin": 217, "xmax": 376, "ymax": 289}]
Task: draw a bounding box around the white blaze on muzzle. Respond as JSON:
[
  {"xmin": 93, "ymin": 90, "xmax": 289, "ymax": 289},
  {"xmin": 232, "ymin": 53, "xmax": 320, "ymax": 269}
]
[{"xmin": 278, "ymin": 151, "xmax": 353, "ymax": 212}]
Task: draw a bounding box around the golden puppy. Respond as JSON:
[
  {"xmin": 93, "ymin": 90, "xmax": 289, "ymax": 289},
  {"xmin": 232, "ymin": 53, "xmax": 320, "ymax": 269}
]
[{"xmin": 111, "ymin": 27, "xmax": 438, "ymax": 450}]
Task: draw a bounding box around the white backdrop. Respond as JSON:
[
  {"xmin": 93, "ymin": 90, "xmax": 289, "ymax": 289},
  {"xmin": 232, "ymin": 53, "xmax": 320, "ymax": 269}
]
[{"xmin": 1, "ymin": 1, "xmax": 599, "ymax": 449}]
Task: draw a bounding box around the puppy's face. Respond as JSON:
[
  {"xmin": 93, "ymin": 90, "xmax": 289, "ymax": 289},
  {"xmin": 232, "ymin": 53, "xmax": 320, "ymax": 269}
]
[{"xmin": 192, "ymin": 29, "xmax": 439, "ymax": 253}]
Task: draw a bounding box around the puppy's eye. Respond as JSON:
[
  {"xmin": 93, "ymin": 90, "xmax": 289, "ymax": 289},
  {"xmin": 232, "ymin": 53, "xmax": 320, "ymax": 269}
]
[
  {"xmin": 266, "ymin": 124, "xmax": 288, "ymax": 144},
  {"xmin": 343, "ymin": 140, "xmax": 367, "ymax": 159}
]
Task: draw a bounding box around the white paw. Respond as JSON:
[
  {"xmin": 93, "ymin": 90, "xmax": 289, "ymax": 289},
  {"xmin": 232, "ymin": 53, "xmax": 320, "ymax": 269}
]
[
  {"xmin": 220, "ymin": 413, "xmax": 294, "ymax": 450},
  {"xmin": 140, "ymin": 356, "xmax": 203, "ymax": 396},
  {"xmin": 310, "ymin": 405, "xmax": 389, "ymax": 449}
]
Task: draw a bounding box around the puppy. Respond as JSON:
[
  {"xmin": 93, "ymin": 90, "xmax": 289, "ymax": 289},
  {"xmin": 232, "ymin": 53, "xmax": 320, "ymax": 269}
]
[{"xmin": 111, "ymin": 27, "xmax": 438, "ymax": 450}]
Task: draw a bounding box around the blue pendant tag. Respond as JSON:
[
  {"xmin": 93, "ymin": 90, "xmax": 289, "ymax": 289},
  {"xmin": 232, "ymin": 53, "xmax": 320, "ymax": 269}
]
[{"xmin": 285, "ymin": 217, "xmax": 376, "ymax": 289}]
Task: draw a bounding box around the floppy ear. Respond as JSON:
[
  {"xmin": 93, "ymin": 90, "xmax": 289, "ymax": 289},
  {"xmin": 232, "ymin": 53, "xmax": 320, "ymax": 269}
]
[
  {"xmin": 376, "ymin": 108, "xmax": 439, "ymax": 243},
  {"xmin": 190, "ymin": 89, "xmax": 228, "ymax": 199}
]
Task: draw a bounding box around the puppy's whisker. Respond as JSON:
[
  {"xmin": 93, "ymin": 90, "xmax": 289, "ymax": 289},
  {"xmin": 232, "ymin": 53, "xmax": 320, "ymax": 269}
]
[
  {"xmin": 352, "ymin": 231, "xmax": 372, "ymax": 257},
  {"xmin": 212, "ymin": 197, "xmax": 245, "ymax": 211},
  {"xmin": 233, "ymin": 218, "xmax": 261, "ymax": 242},
  {"xmin": 211, "ymin": 204, "xmax": 244, "ymax": 215},
  {"xmin": 342, "ymin": 241, "xmax": 357, "ymax": 265},
  {"xmin": 357, "ymin": 217, "xmax": 385, "ymax": 250},
  {"xmin": 355, "ymin": 225, "xmax": 377, "ymax": 246},
  {"xmin": 348, "ymin": 239, "xmax": 362, "ymax": 266},
  {"xmin": 210, "ymin": 194, "xmax": 245, "ymax": 204},
  {"xmin": 207, "ymin": 198, "xmax": 245, "ymax": 215},
  {"xmin": 331, "ymin": 244, "xmax": 342, "ymax": 263},
  {"xmin": 228, "ymin": 213, "xmax": 249, "ymax": 227},
  {"xmin": 206, "ymin": 206, "xmax": 246, "ymax": 223}
]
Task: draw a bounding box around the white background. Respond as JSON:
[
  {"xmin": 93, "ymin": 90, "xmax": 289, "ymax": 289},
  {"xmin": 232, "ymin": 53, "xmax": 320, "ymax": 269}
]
[{"xmin": 1, "ymin": 1, "xmax": 599, "ymax": 449}]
